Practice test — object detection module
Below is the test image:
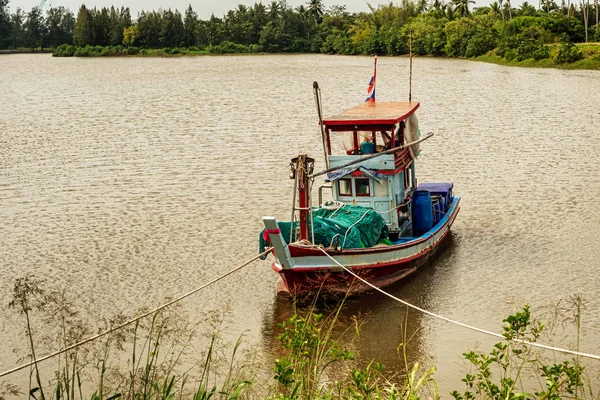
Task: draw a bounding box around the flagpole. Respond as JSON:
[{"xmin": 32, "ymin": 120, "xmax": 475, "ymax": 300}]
[
  {"xmin": 373, "ymin": 55, "xmax": 377, "ymax": 102},
  {"xmin": 409, "ymin": 31, "xmax": 413, "ymax": 102}
]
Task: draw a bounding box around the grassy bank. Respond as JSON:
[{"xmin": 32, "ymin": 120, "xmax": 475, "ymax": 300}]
[
  {"xmin": 0, "ymin": 49, "xmax": 54, "ymax": 54},
  {"xmin": 473, "ymin": 43, "xmax": 600, "ymax": 70},
  {"xmin": 51, "ymin": 43, "xmax": 600, "ymax": 70},
  {"xmin": 52, "ymin": 42, "xmax": 254, "ymax": 57},
  {"xmin": 1, "ymin": 275, "xmax": 598, "ymax": 399}
]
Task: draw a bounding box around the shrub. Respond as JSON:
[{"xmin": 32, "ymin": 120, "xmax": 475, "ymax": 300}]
[
  {"xmin": 403, "ymin": 14, "xmax": 447, "ymax": 56},
  {"xmin": 444, "ymin": 18, "xmax": 477, "ymax": 57},
  {"xmin": 208, "ymin": 41, "xmax": 254, "ymax": 54},
  {"xmin": 516, "ymin": 38, "xmax": 550, "ymax": 61},
  {"xmin": 555, "ymin": 34, "xmax": 584, "ymax": 63},
  {"xmin": 451, "ymin": 304, "xmax": 584, "ymax": 400},
  {"xmin": 74, "ymin": 45, "xmax": 96, "ymax": 57},
  {"xmin": 321, "ymin": 30, "xmax": 354, "ymax": 54},
  {"xmin": 498, "ymin": 26, "xmax": 551, "ymax": 61},
  {"xmin": 52, "ymin": 44, "xmax": 76, "ymax": 57},
  {"xmin": 99, "ymin": 46, "xmax": 116, "ymax": 56},
  {"xmin": 163, "ymin": 47, "xmax": 181, "ymax": 54},
  {"xmin": 126, "ymin": 46, "xmax": 139, "ymax": 55}
]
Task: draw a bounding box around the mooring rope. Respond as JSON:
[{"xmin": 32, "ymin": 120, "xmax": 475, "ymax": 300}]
[
  {"xmin": 0, "ymin": 248, "xmax": 274, "ymax": 379},
  {"xmin": 316, "ymin": 247, "xmax": 600, "ymax": 361}
]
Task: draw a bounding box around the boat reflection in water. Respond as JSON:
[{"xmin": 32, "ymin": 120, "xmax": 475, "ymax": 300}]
[{"xmin": 260, "ymin": 233, "xmax": 457, "ymax": 381}]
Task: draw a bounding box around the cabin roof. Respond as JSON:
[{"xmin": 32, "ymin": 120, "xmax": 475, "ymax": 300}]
[{"xmin": 323, "ymin": 102, "xmax": 420, "ymax": 126}]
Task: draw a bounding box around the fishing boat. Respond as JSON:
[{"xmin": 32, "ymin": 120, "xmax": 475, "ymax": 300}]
[{"xmin": 259, "ymin": 79, "xmax": 460, "ymax": 296}]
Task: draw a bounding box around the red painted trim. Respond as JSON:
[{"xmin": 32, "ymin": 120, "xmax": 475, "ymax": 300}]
[
  {"xmin": 297, "ymin": 157, "xmax": 310, "ymax": 241},
  {"xmin": 272, "ymin": 244, "xmax": 431, "ymax": 274},
  {"xmin": 273, "ymin": 213, "xmax": 458, "ymax": 275},
  {"xmin": 327, "ymin": 124, "xmax": 396, "ymax": 132},
  {"xmin": 266, "ymin": 228, "xmax": 281, "ymax": 235}
]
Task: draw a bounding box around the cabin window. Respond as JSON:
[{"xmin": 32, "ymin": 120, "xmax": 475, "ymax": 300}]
[
  {"xmin": 373, "ymin": 180, "xmax": 389, "ymax": 197},
  {"xmin": 355, "ymin": 179, "xmax": 370, "ymax": 196},
  {"xmin": 338, "ymin": 179, "xmax": 352, "ymax": 196}
]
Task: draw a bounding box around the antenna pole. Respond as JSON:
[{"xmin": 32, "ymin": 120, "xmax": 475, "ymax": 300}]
[
  {"xmin": 409, "ymin": 30, "xmax": 413, "ymax": 102},
  {"xmin": 313, "ymin": 81, "xmax": 329, "ymax": 169}
]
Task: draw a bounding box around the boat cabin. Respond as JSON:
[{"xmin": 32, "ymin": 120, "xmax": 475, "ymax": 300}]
[{"xmin": 322, "ymin": 102, "xmax": 421, "ymax": 238}]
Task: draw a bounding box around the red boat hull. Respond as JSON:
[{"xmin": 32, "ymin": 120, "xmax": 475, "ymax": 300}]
[{"xmin": 272, "ymin": 197, "xmax": 461, "ymax": 296}]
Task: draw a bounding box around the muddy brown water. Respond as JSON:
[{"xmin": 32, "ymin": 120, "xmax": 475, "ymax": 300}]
[{"xmin": 1, "ymin": 53, "xmax": 599, "ymax": 393}]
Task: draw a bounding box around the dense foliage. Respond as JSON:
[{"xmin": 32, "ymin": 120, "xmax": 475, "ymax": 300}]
[{"xmin": 0, "ymin": 0, "xmax": 599, "ymax": 62}]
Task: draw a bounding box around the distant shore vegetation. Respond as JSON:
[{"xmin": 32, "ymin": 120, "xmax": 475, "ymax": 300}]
[{"xmin": 0, "ymin": 0, "xmax": 599, "ymax": 68}]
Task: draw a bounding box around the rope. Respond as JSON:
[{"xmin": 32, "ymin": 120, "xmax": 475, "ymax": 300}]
[
  {"xmin": 374, "ymin": 199, "xmax": 410, "ymax": 215},
  {"xmin": 0, "ymin": 248, "xmax": 274, "ymax": 378},
  {"xmin": 316, "ymin": 247, "xmax": 600, "ymax": 361},
  {"xmin": 342, "ymin": 209, "xmax": 371, "ymax": 248}
]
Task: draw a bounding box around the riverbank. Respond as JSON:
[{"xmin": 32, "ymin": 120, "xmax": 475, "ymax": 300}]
[
  {"xmin": 49, "ymin": 42, "xmax": 600, "ymax": 70},
  {"xmin": 0, "ymin": 49, "xmax": 53, "ymax": 54},
  {"xmin": 474, "ymin": 42, "xmax": 600, "ymax": 70}
]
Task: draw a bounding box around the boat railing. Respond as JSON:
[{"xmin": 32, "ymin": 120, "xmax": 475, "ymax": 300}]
[{"xmin": 318, "ymin": 184, "xmax": 332, "ymax": 205}]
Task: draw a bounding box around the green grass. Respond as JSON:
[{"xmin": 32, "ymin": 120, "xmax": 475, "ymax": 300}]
[{"xmin": 472, "ymin": 43, "xmax": 600, "ymax": 70}]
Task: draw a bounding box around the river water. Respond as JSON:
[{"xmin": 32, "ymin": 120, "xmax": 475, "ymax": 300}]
[{"xmin": 1, "ymin": 54, "xmax": 599, "ymax": 393}]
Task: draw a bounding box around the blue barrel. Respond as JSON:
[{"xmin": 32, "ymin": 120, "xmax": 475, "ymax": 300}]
[
  {"xmin": 412, "ymin": 190, "xmax": 433, "ymax": 236},
  {"xmin": 360, "ymin": 141, "xmax": 375, "ymax": 154}
]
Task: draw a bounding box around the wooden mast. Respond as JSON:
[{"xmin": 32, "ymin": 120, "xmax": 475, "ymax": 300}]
[{"xmin": 292, "ymin": 155, "xmax": 314, "ymax": 241}]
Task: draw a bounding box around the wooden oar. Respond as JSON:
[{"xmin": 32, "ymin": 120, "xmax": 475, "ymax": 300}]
[{"xmin": 309, "ymin": 132, "xmax": 434, "ymax": 179}]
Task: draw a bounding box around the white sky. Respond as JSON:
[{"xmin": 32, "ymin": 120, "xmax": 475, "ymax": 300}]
[{"xmin": 11, "ymin": 0, "xmax": 513, "ymax": 19}]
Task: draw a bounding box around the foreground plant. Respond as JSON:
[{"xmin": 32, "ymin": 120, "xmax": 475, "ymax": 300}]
[
  {"xmin": 451, "ymin": 304, "xmax": 586, "ymax": 400},
  {"xmin": 6, "ymin": 276, "xmax": 255, "ymax": 400},
  {"xmin": 270, "ymin": 307, "xmax": 439, "ymax": 400},
  {"xmin": 5, "ymin": 274, "xmax": 596, "ymax": 400}
]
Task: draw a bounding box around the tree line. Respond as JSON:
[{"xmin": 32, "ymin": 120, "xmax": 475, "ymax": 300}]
[{"xmin": 0, "ymin": 0, "xmax": 599, "ymax": 60}]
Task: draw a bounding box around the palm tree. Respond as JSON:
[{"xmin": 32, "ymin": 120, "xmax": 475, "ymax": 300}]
[
  {"xmin": 445, "ymin": 3, "xmax": 455, "ymax": 19},
  {"xmin": 517, "ymin": 1, "xmax": 537, "ymax": 15},
  {"xmin": 582, "ymin": 0, "xmax": 589, "ymax": 42},
  {"xmin": 595, "ymin": 0, "xmax": 598, "ymax": 34},
  {"xmin": 268, "ymin": 1, "xmax": 281, "ymax": 20},
  {"xmin": 506, "ymin": 0, "xmax": 513, "ymax": 18},
  {"xmin": 452, "ymin": 0, "xmax": 475, "ymax": 16},
  {"xmin": 306, "ymin": 0, "xmax": 324, "ymax": 23},
  {"xmin": 490, "ymin": 0, "xmax": 501, "ymax": 14}
]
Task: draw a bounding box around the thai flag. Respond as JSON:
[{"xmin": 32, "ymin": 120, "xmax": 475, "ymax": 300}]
[{"xmin": 365, "ymin": 56, "xmax": 377, "ymax": 103}]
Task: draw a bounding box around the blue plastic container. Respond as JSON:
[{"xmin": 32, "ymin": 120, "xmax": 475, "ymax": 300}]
[
  {"xmin": 412, "ymin": 190, "xmax": 433, "ymax": 236},
  {"xmin": 432, "ymin": 197, "xmax": 444, "ymax": 223},
  {"xmin": 360, "ymin": 141, "xmax": 375, "ymax": 154}
]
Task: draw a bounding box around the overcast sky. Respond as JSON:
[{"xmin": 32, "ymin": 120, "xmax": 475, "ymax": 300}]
[{"xmin": 11, "ymin": 0, "xmax": 511, "ymax": 19}]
